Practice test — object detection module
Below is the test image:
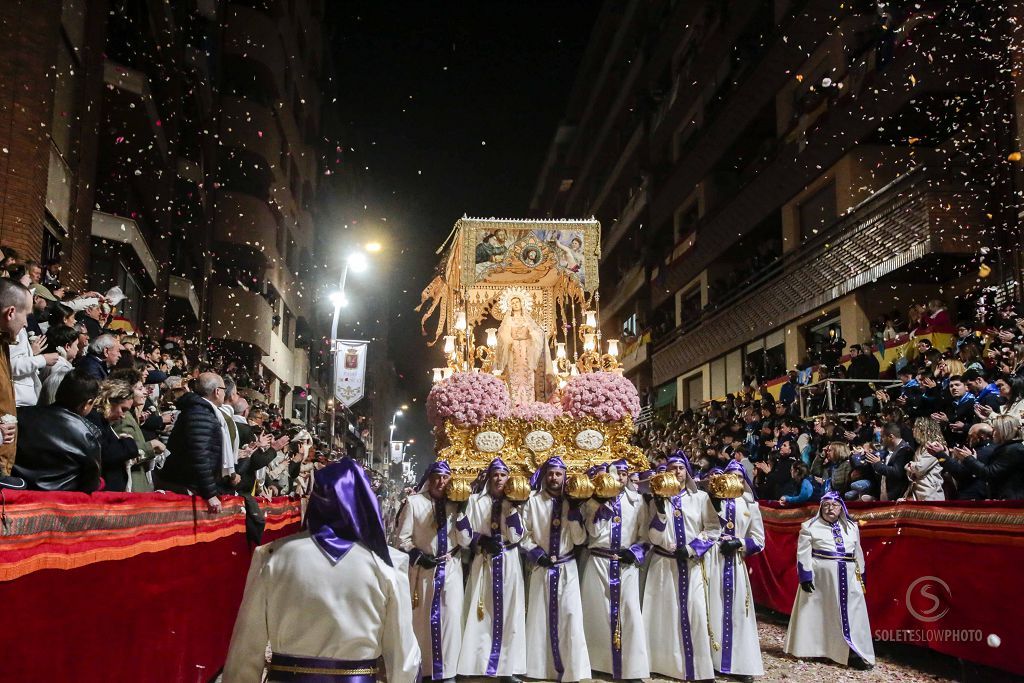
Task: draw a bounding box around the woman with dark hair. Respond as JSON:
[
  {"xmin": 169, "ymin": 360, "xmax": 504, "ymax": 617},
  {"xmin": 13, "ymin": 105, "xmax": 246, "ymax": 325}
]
[
  {"xmin": 779, "ymin": 461, "xmax": 815, "ymax": 505},
  {"xmin": 38, "ymin": 325, "xmax": 79, "ymax": 406}
]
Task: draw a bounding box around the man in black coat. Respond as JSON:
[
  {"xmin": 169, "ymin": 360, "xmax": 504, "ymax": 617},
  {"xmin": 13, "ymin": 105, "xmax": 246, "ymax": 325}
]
[
  {"xmin": 13, "ymin": 371, "xmax": 102, "ymax": 491},
  {"xmin": 847, "ymin": 343, "xmax": 880, "ymax": 408},
  {"xmin": 158, "ymin": 372, "xmax": 228, "ymax": 512},
  {"xmin": 865, "ymin": 422, "xmax": 914, "ymax": 500},
  {"xmin": 940, "ymin": 422, "xmax": 993, "ymax": 500}
]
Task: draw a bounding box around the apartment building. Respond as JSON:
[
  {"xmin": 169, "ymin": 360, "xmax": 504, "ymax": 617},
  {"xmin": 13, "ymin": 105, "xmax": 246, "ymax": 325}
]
[
  {"xmin": 0, "ymin": 0, "xmax": 332, "ymax": 417},
  {"xmin": 531, "ymin": 0, "xmax": 1019, "ymax": 411}
]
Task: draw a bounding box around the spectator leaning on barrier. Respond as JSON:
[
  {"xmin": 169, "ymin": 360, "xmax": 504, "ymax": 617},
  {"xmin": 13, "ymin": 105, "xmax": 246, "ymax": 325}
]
[
  {"xmin": 13, "ymin": 370, "xmax": 102, "ymax": 492},
  {"xmin": 84, "ymin": 380, "xmax": 140, "ymax": 493},
  {"xmin": 158, "ymin": 372, "xmax": 228, "ymax": 513}
]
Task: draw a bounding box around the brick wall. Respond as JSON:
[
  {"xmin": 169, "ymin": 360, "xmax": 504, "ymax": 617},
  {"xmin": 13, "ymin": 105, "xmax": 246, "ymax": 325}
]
[{"xmin": 0, "ymin": 0, "xmax": 61, "ymax": 261}]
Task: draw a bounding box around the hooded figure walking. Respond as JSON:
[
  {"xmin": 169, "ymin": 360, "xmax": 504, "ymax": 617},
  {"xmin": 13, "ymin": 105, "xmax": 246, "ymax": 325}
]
[{"xmin": 223, "ymin": 458, "xmax": 420, "ymax": 682}]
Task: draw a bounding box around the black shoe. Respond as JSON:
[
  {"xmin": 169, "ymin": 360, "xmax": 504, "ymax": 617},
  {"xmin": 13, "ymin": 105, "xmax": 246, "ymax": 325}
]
[
  {"xmin": 500, "ymin": 677, "xmax": 522, "ymax": 683},
  {"xmin": 849, "ymin": 653, "xmax": 873, "ymax": 671},
  {"xmin": 729, "ymin": 676, "xmax": 754, "ymax": 683},
  {"xmin": 0, "ymin": 475, "xmax": 26, "ymax": 489}
]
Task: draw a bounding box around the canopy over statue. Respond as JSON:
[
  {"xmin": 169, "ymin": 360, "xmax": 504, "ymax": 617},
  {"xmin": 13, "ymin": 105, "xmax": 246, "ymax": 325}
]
[
  {"xmin": 418, "ymin": 217, "xmax": 603, "ymax": 407},
  {"xmin": 420, "ymin": 216, "xmax": 646, "ymax": 482}
]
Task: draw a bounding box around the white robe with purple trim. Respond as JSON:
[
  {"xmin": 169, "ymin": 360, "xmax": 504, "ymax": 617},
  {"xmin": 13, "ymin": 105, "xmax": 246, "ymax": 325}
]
[
  {"xmin": 643, "ymin": 491, "xmax": 720, "ymax": 681},
  {"xmin": 396, "ymin": 492, "xmax": 464, "ymax": 680},
  {"xmin": 519, "ymin": 490, "xmax": 591, "ymax": 682},
  {"xmin": 455, "ymin": 494, "xmax": 527, "ymax": 677},
  {"xmin": 784, "ymin": 516, "xmax": 875, "ymax": 665},
  {"xmin": 223, "ymin": 533, "xmax": 421, "ymax": 683},
  {"xmin": 580, "ymin": 489, "xmax": 650, "ymax": 680},
  {"xmin": 705, "ymin": 496, "xmax": 765, "ymax": 676}
]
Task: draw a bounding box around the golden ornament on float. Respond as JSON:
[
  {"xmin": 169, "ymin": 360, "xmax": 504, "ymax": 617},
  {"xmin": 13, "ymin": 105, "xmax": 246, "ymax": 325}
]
[
  {"xmin": 504, "ymin": 474, "xmax": 532, "ymax": 503},
  {"xmin": 565, "ymin": 472, "xmax": 595, "ymax": 500},
  {"xmin": 445, "ymin": 478, "xmax": 472, "ymax": 502},
  {"xmin": 592, "ymin": 471, "xmax": 623, "ymax": 499},
  {"xmin": 651, "ymin": 471, "xmax": 683, "ymax": 498}
]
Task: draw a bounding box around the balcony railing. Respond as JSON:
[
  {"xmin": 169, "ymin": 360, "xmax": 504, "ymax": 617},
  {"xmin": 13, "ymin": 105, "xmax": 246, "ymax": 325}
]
[
  {"xmin": 798, "ymin": 379, "xmax": 901, "ymax": 419},
  {"xmin": 650, "ymin": 168, "xmax": 982, "ymax": 385}
]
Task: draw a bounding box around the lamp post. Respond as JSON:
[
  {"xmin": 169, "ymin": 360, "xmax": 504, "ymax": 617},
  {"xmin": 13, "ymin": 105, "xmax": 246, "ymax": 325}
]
[
  {"xmin": 327, "ymin": 247, "xmax": 374, "ymax": 452},
  {"xmin": 385, "ymin": 408, "xmax": 403, "ymax": 471}
]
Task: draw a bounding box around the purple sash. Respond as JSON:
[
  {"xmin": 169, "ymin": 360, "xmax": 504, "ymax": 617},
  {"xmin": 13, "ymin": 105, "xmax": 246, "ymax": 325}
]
[
  {"xmin": 486, "ymin": 499, "xmax": 504, "ymax": 676},
  {"xmin": 430, "ymin": 500, "xmax": 448, "ymax": 680},
  {"xmin": 720, "ymin": 499, "xmax": 736, "ymax": 674},
  {"xmin": 266, "ymin": 654, "xmax": 377, "ymax": 683},
  {"xmin": 608, "ymin": 496, "xmax": 624, "ymax": 679},
  {"xmin": 547, "ymin": 496, "xmax": 565, "ymax": 681},
  {"xmin": 671, "ymin": 496, "xmax": 696, "ymax": 680},
  {"xmin": 830, "ymin": 523, "xmax": 866, "ymax": 661}
]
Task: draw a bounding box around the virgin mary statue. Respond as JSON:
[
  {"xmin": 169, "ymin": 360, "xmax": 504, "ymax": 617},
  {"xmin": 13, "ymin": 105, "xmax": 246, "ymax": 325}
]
[{"xmin": 494, "ymin": 289, "xmax": 554, "ymax": 406}]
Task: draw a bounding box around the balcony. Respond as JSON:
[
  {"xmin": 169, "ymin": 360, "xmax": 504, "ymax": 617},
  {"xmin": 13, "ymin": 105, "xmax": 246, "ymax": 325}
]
[
  {"xmin": 602, "ymin": 183, "xmax": 647, "ymax": 261},
  {"xmin": 102, "ymin": 60, "xmax": 169, "ymax": 162},
  {"xmin": 209, "ymin": 285, "xmax": 274, "ymax": 355},
  {"xmin": 262, "ymin": 329, "xmax": 296, "ymax": 387},
  {"xmin": 90, "ymin": 211, "xmax": 159, "ymax": 285},
  {"xmin": 651, "ymin": 14, "xmax": 979, "ymax": 309},
  {"xmin": 223, "ymin": 4, "xmax": 285, "ymax": 94},
  {"xmin": 650, "ymin": 170, "xmax": 984, "ymax": 385},
  {"xmin": 168, "ymin": 275, "xmax": 200, "ymax": 319},
  {"xmin": 601, "ymin": 262, "xmax": 645, "ymax": 321},
  {"xmin": 214, "ymin": 191, "xmax": 283, "ymax": 264},
  {"xmin": 219, "ymin": 96, "xmax": 283, "ymax": 175}
]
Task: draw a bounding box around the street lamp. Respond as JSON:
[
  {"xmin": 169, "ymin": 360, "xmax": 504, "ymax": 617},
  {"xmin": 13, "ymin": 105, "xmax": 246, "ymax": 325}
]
[{"xmin": 330, "ymin": 249, "xmax": 373, "ymax": 342}]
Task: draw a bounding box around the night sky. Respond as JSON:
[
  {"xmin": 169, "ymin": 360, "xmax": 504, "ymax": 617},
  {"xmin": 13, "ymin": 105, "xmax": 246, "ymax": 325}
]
[{"xmin": 326, "ymin": 2, "xmax": 599, "ymax": 468}]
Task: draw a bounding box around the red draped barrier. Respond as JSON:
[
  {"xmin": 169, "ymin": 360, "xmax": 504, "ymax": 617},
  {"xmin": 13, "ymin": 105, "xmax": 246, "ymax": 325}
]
[
  {"xmin": 747, "ymin": 500, "xmax": 1024, "ymax": 676},
  {"xmin": 0, "ymin": 491, "xmax": 302, "ymax": 682}
]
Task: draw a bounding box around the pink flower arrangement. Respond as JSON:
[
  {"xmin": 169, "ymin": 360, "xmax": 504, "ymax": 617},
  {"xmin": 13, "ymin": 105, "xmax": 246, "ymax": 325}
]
[
  {"xmin": 427, "ymin": 372, "xmax": 512, "ymax": 429},
  {"xmin": 561, "ymin": 371, "xmax": 641, "ymax": 422},
  {"xmin": 512, "ymin": 400, "xmax": 564, "ymax": 422}
]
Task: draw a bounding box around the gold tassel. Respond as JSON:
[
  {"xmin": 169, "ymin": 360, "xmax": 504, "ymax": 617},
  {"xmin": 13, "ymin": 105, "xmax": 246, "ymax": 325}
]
[
  {"xmin": 412, "ymin": 583, "xmax": 420, "ymax": 610},
  {"xmin": 856, "ymin": 566, "xmax": 866, "ymax": 595},
  {"xmin": 478, "ymin": 594, "xmax": 485, "ymax": 621},
  {"xmin": 613, "ymin": 619, "xmax": 621, "ymax": 651},
  {"xmin": 699, "ymin": 558, "xmax": 721, "ymax": 652}
]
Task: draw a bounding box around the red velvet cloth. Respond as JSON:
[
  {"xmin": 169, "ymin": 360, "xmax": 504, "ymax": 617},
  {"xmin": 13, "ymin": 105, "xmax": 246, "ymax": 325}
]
[
  {"xmin": 749, "ymin": 500, "xmax": 1024, "ymax": 675},
  {"xmin": 0, "ymin": 491, "xmax": 302, "ymax": 681}
]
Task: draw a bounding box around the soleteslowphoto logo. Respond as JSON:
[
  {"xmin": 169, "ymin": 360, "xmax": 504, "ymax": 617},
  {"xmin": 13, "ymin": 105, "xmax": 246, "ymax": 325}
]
[
  {"xmin": 873, "ymin": 574, "xmax": 990, "ymax": 645},
  {"xmin": 906, "ymin": 575, "xmax": 951, "ymax": 623}
]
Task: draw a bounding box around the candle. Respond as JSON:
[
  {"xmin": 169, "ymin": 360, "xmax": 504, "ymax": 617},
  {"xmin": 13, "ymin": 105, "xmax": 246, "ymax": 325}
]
[
  {"xmin": 607, "ymin": 339, "xmax": 620, "ymax": 357},
  {"xmin": 431, "ymin": 368, "xmax": 444, "ymax": 383},
  {"xmin": 584, "ymin": 310, "xmax": 597, "ymax": 329},
  {"xmin": 583, "ymin": 333, "xmax": 596, "ymax": 352},
  {"xmin": 454, "ymin": 311, "xmax": 467, "ymax": 331},
  {"xmin": 486, "ymin": 327, "xmax": 498, "ymax": 348},
  {"xmin": 555, "ymin": 342, "xmax": 567, "ymax": 359},
  {"xmin": 443, "ymin": 335, "xmax": 455, "ymax": 354}
]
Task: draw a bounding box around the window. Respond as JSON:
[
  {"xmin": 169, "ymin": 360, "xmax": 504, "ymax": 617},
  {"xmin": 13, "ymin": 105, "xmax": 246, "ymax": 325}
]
[
  {"xmin": 673, "ymin": 201, "xmax": 699, "ymax": 242},
  {"xmin": 622, "ymin": 313, "xmax": 639, "ymax": 338},
  {"xmin": 803, "ymin": 312, "xmax": 842, "ymax": 366},
  {"xmin": 797, "ymin": 180, "xmax": 836, "ymax": 241},
  {"xmin": 685, "ymin": 373, "xmax": 704, "ymax": 410},
  {"xmin": 677, "ymin": 285, "xmax": 702, "ymax": 328}
]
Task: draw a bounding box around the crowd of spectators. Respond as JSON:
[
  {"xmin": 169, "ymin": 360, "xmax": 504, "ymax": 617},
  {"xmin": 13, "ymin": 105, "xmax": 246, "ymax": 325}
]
[
  {"xmin": 634, "ymin": 297, "xmax": 1024, "ymax": 502},
  {"xmin": 0, "ymin": 248, "xmax": 345, "ymax": 543}
]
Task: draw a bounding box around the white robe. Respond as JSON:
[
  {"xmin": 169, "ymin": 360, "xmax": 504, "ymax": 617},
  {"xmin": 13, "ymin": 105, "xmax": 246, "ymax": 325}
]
[
  {"xmin": 519, "ymin": 490, "xmax": 591, "ymax": 682},
  {"xmin": 706, "ymin": 496, "xmax": 765, "ymax": 676},
  {"xmin": 222, "ymin": 532, "xmax": 420, "ymax": 683},
  {"xmin": 643, "ymin": 491, "xmax": 720, "ymax": 681},
  {"xmin": 784, "ymin": 516, "xmax": 875, "ymax": 665},
  {"xmin": 397, "ymin": 492, "xmax": 464, "ymax": 680},
  {"xmin": 581, "ymin": 489, "xmax": 650, "ymax": 680},
  {"xmin": 455, "ymin": 493, "xmax": 527, "ymax": 677}
]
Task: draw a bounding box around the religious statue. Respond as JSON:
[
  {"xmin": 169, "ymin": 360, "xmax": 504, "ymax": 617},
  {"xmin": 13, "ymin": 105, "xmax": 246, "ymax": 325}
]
[{"xmin": 494, "ymin": 287, "xmax": 554, "ymax": 405}]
